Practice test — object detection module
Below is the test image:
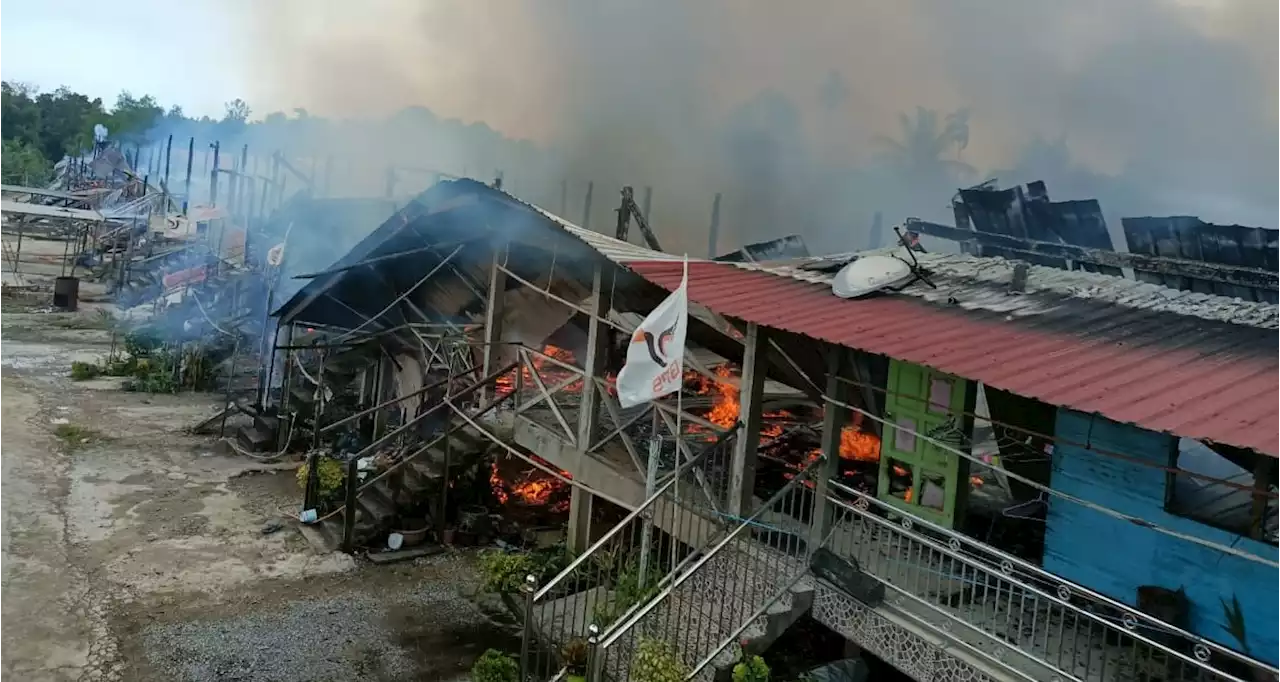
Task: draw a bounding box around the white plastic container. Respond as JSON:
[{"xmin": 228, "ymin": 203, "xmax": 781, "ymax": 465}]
[
  {"xmin": 299, "ymin": 508, "xmax": 318, "ymax": 523},
  {"xmin": 387, "ymin": 533, "xmax": 405, "ymax": 551}
]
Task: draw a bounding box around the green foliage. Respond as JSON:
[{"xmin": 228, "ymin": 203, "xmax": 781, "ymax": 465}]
[
  {"xmin": 591, "ymin": 554, "xmax": 662, "ymax": 628},
  {"xmin": 732, "ymin": 655, "xmax": 770, "ymax": 682},
  {"xmin": 631, "ymin": 637, "xmax": 689, "ymax": 682},
  {"xmin": 70, "ymin": 361, "xmax": 101, "ymax": 381},
  {"xmin": 296, "ymin": 458, "xmax": 346, "ymax": 498},
  {"xmin": 477, "ymin": 546, "xmax": 575, "ymax": 594},
  {"xmin": 1, "ymin": 138, "xmax": 53, "ymax": 185},
  {"xmin": 53, "ymin": 423, "xmax": 104, "ymax": 451},
  {"xmin": 478, "ymin": 550, "xmax": 535, "ymax": 594},
  {"xmin": 107, "ymin": 91, "xmax": 163, "ymax": 143},
  {"xmin": 470, "ymin": 649, "xmax": 519, "ymax": 682}
]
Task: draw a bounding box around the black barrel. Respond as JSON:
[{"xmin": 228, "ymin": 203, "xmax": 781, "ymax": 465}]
[{"xmin": 53, "ymin": 276, "xmax": 80, "ymax": 311}]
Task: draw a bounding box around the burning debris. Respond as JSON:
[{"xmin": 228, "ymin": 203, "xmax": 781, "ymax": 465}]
[
  {"xmin": 489, "ymin": 454, "xmax": 573, "ymax": 512},
  {"xmin": 685, "ymin": 362, "xmax": 882, "ymax": 463}
]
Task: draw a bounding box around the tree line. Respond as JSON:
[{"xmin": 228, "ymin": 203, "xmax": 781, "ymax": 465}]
[{"xmin": 1, "ymin": 82, "xmax": 253, "ymax": 185}]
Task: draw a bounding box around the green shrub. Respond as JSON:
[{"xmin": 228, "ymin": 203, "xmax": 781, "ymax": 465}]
[
  {"xmin": 470, "ymin": 649, "xmax": 519, "ymax": 682},
  {"xmin": 732, "ymin": 655, "xmax": 770, "ymax": 682},
  {"xmin": 592, "ymin": 556, "xmax": 662, "ymax": 628},
  {"xmin": 478, "ymin": 550, "xmax": 536, "ymax": 594},
  {"xmin": 70, "ymin": 361, "xmax": 101, "ymax": 380},
  {"xmin": 296, "ymin": 457, "xmax": 346, "ymax": 499},
  {"xmin": 631, "ymin": 637, "xmax": 688, "ymax": 682}
]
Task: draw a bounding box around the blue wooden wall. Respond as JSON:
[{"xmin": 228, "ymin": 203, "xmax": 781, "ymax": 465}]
[{"xmin": 1043, "ymin": 409, "xmax": 1279, "ymax": 665}]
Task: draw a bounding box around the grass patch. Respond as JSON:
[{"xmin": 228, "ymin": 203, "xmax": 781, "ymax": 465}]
[
  {"xmin": 70, "ymin": 361, "xmax": 102, "ymax": 380},
  {"xmin": 53, "ymin": 423, "xmax": 105, "ymax": 450},
  {"xmin": 50, "ymin": 309, "xmax": 115, "ymax": 330}
]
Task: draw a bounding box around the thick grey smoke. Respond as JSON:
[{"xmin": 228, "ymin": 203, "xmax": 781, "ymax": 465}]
[{"xmin": 232, "ymin": 0, "xmax": 1277, "ymax": 254}]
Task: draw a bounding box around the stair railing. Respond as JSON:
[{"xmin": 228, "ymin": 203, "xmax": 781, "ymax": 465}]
[
  {"xmin": 592, "ymin": 455, "xmax": 826, "ymax": 681},
  {"xmin": 518, "ymin": 429, "xmax": 739, "ymax": 682},
  {"xmin": 819, "ymin": 481, "xmax": 1278, "ymax": 682}
]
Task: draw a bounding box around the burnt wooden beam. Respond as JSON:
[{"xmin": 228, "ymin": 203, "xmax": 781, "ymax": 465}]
[{"xmin": 906, "ymin": 219, "xmax": 1278, "ymax": 291}]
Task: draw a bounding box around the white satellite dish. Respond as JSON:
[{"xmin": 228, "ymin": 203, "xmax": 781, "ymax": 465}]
[{"xmin": 831, "ymin": 255, "xmax": 915, "ymax": 299}]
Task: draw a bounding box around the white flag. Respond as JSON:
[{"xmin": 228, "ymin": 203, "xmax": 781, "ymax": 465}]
[{"xmin": 616, "ymin": 264, "xmax": 689, "ymax": 408}]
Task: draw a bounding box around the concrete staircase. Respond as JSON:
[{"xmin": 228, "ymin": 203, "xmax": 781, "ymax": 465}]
[
  {"xmin": 299, "ymin": 418, "xmax": 492, "ymax": 552},
  {"xmin": 665, "ymin": 543, "xmax": 814, "ymax": 680}
]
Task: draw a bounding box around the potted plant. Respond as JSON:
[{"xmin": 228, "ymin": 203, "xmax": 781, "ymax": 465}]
[
  {"xmin": 632, "ymin": 636, "xmax": 689, "ymax": 682},
  {"xmin": 561, "ymin": 637, "xmax": 589, "ymax": 682},
  {"xmin": 732, "ymin": 654, "xmax": 770, "ymax": 682},
  {"xmin": 471, "ymin": 648, "xmax": 519, "ymax": 682}
]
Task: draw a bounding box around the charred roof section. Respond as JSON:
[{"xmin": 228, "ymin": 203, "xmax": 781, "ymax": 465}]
[{"xmin": 1121, "ymin": 216, "xmax": 1279, "ymax": 304}]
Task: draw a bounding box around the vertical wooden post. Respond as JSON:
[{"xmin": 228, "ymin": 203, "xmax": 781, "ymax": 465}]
[
  {"xmin": 582, "ymin": 181, "xmax": 594, "ymax": 230},
  {"xmin": 182, "ymin": 137, "xmax": 194, "ymax": 214},
  {"xmin": 480, "ymin": 244, "xmax": 508, "ymax": 405},
  {"xmin": 707, "ymin": 192, "xmax": 722, "ymax": 258},
  {"xmin": 341, "ymin": 457, "xmax": 359, "ymax": 552},
  {"xmin": 569, "ymin": 263, "xmax": 613, "ymax": 553},
  {"xmin": 1249, "ymin": 457, "xmax": 1276, "ymax": 541},
  {"xmin": 809, "ymin": 346, "xmax": 850, "ymax": 550},
  {"xmin": 641, "ymin": 186, "xmax": 653, "ymax": 220},
  {"xmin": 208, "ymin": 141, "xmax": 221, "ymax": 207},
  {"xmin": 729, "ymin": 323, "xmax": 767, "ymax": 517}
]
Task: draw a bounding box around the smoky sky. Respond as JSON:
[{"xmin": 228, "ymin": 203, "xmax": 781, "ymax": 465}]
[{"xmin": 233, "ymin": 0, "xmax": 1277, "ymax": 254}]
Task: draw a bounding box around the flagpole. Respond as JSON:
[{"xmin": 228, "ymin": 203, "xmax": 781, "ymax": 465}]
[{"xmin": 673, "ymin": 255, "xmax": 688, "ymax": 574}]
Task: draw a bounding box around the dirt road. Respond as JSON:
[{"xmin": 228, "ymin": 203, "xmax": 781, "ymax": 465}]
[{"xmin": 1, "ymin": 306, "xmax": 511, "ymax": 681}]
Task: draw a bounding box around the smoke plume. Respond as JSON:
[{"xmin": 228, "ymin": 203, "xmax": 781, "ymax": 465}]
[{"xmin": 230, "ymin": 0, "xmax": 1278, "ymax": 254}]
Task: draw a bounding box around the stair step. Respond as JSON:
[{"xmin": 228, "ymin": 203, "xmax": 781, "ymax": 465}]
[{"xmin": 237, "ymin": 425, "xmax": 275, "ymax": 451}]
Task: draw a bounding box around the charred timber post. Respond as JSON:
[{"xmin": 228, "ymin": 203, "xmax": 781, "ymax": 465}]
[
  {"xmin": 641, "ymin": 186, "xmax": 653, "ymax": 220},
  {"xmin": 384, "ymin": 167, "xmax": 397, "ymax": 199},
  {"xmin": 729, "ymin": 323, "xmax": 768, "ymax": 517},
  {"xmin": 809, "ymin": 346, "xmax": 852, "ymax": 550},
  {"xmin": 209, "ymin": 141, "xmax": 221, "ymax": 207},
  {"xmin": 341, "ymin": 457, "xmax": 359, "ymax": 552},
  {"xmin": 582, "ymin": 181, "xmax": 594, "ymax": 230},
  {"xmin": 614, "ymin": 187, "xmax": 633, "ymax": 242},
  {"xmin": 707, "ymin": 193, "xmax": 722, "ymax": 258},
  {"xmin": 480, "ymin": 243, "xmax": 509, "ymax": 405}
]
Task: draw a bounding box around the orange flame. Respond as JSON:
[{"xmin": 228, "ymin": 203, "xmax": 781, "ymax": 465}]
[
  {"xmin": 687, "ymin": 364, "xmax": 883, "ymax": 464},
  {"xmin": 495, "ymin": 344, "xmax": 584, "ymax": 397},
  {"xmin": 490, "ymin": 457, "xmax": 573, "ymax": 509}
]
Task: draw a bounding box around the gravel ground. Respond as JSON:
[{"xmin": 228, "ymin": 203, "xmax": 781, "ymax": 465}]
[
  {"xmin": 133, "ymin": 554, "xmax": 512, "ymax": 682},
  {"xmin": 142, "ymin": 595, "xmax": 422, "ymax": 681}
]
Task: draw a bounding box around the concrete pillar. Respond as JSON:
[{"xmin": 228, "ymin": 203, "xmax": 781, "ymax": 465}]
[
  {"xmin": 577, "ymin": 263, "xmax": 614, "ymax": 451},
  {"xmin": 567, "ymin": 486, "xmax": 594, "ymax": 553},
  {"xmin": 809, "ymin": 346, "xmax": 851, "ymax": 551},
  {"xmin": 729, "ymin": 323, "xmax": 767, "ymax": 517},
  {"xmin": 480, "ymin": 244, "xmax": 508, "ymax": 404}
]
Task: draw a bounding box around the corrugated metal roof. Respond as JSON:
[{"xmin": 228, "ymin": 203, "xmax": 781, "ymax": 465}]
[
  {"xmin": 522, "ymin": 202, "xmax": 685, "ymax": 264},
  {"xmin": 623, "ymin": 257, "xmax": 1279, "ymax": 456},
  {"xmin": 741, "ymin": 251, "xmax": 1278, "ymax": 329}
]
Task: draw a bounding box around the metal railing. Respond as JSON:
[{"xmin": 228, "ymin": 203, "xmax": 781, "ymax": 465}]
[
  {"xmin": 821, "ymin": 481, "xmax": 1278, "ymax": 682},
  {"xmin": 518, "ymin": 431, "xmax": 738, "ymax": 681},
  {"xmin": 592, "ymin": 457, "xmax": 825, "ymax": 682}
]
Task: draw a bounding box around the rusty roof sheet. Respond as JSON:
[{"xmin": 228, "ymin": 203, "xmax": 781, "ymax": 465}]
[{"xmin": 623, "ymin": 257, "xmax": 1279, "ymax": 456}]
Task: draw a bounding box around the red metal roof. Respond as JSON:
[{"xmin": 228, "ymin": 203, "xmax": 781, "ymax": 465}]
[{"xmin": 626, "ymin": 260, "xmax": 1279, "ymax": 456}]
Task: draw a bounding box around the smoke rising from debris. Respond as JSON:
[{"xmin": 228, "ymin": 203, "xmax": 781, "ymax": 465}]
[{"xmin": 232, "ymin": 0, "xmax": 1278, "ymax": 253}]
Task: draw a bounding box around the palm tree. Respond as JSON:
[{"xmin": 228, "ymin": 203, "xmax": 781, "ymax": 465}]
[{"xmin": 876, "ymin": 107, "xmax": 975, "ymax": 181}]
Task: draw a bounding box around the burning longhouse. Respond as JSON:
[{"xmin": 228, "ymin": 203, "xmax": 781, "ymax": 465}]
[
  {"xmin": 236, "ymin": 175, "xmax": 1277, "ymax": 682},
  {"xmin": 10, "ymin": 130, "xmax": 1276, "ymax": 682}
]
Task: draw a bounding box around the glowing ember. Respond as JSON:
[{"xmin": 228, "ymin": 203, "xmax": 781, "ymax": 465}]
[{"xmin": 904, "ymin": 488, "xmax": 915, "ymax": 503}]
